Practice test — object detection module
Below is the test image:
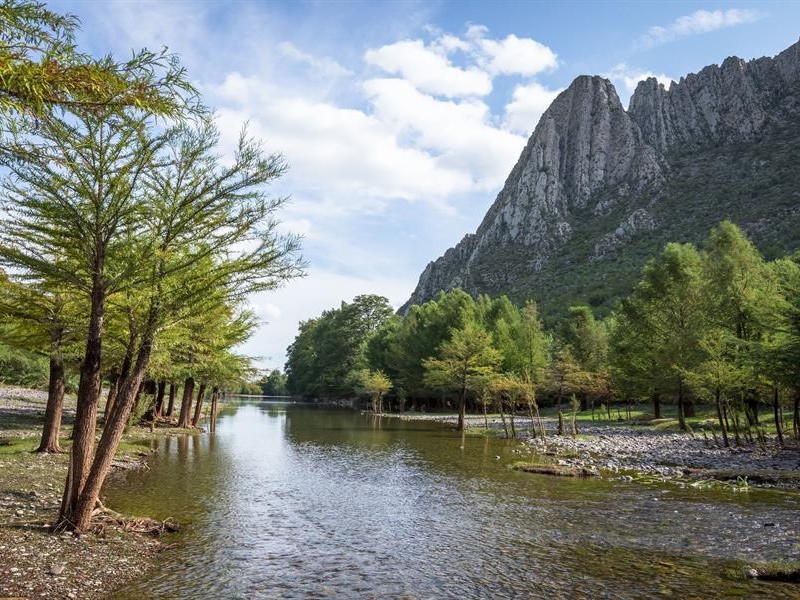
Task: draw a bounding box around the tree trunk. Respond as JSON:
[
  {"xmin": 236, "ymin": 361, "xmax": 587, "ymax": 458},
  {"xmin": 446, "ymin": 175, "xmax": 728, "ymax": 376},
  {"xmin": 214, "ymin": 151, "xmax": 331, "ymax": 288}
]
[
  {"xmin": 684, "ymin": 397, "xmax": 695, "ymax": 418},
  {"xmin": 103, "ymin": 372, "xmax": 119, "ymax": 423},
  {"xmin": 210, "ymin": 386, "xmax": 219, "ymax": 433},
  {"xmin": 57, "ymin": 274, "xmax": 105, "ymax": 530},
  {"xmin": 773, "ymin": 386, "xmax": 784, "ymax": 447},
  {"xmin": 154, "ymin": 381, "xmax": 167, "ymax": 418},
  {"xmin": 483, "ymin": 401, "xmax": 488, "ymax": 429},
  {"xmin": 457, "ymin": 384, "xmax": 466, "ymax": 432},
  {"xmin": 166, "ymin": 382, "xmax": 177, "ymax": 418},
  {"xmin": 677, "ymin": 378, "xmax": 686, "ymax": 431},
  {"xmin": 177, "ymin": 377, "xmax": 195, "ymax": 428},
  {"xmin": 793, "ymin": 390, "xmax": 799, "ymax": 441},
  {"xmin": 498, "ymin": 397, "xmax": 509, "ymax": 438},
  {"xmin": 191, "ymin": 382, "xmax": 207, "ymax": 427},
  {"xmin": 714, "ymin": 387, "xmax": 729, "ymax": 448},
  {"xmin": 652, "ymin": 393, "xmax": 661, "ymax": 419},
  {"xmin": 745, "ymin": 393, "xmax": 759, "ymax": 426},
  {"xmin": 67, "ymin": 339, "xmax": 152, "ymax": 532},
  {"xmin": 37, "ymin": 327, "xmax": 65, "ymax": 453}
]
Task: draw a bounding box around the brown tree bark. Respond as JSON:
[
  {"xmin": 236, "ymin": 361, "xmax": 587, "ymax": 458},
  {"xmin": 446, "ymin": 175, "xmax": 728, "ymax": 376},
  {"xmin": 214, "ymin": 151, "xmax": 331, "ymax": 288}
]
[
  {"xmin": 154, "ymin": 380, "xmax": 167, "ymax": 418},
  {"xmin": 677, "ymin": 377, "xmax": 686, "ymax": 431},
  {"xmin": 37, "ymin": 327, "xmax": 65, "ymax": 453},
  {"xmin": 57, "ymin": 273, "xmax": 105, "ymax": 530},
  {"xmin": 177, "ymin": 377, "xmax": 195, "ymax": 428},
  {"xmin": 652, "ymin": 393, "xmax": 661, "ymax": 419},
  {"xmin": 773, "ymin": 386, "xmax": 784, "ymax": 446},
  {"xmin": 210, "ymin": 386, "xmax": 219, "ymax": 432},
  {"xmin": 68, "ymin": 338, "xmax": 153, "ymax": 532},
  {"xmin": 165, "ymin": 382, "xmax": 177, "ymax": 418},
  {"xmin": 103, "ymin": 371, "xmax": 119, "ymax": 422},
  {"xmin": 714, "ymin": 387, "xmax": 729, "ymax": 448},
  {"xmin": 191, "ymin": 382, "xmax": 207, "ymax": 427},
  {"xmin": 793, "ymin": 390, "xmax": 799, "ymax": 440},
  {"xmin": 457, "ymin": 383, "xmax": 466, "ymax": 432}
]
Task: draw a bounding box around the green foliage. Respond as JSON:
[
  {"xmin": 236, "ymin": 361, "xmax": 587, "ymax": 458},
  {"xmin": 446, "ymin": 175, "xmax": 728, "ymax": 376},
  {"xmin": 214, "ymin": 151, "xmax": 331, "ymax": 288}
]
[
  {"xmin": 260, "ymin": 370, "xmax": 288, "ymax": 396},
  {"xmin": 422, "ymin": 321, "xmax": 502, "ymax": 394},
  {"xmin": 285, "ymin": 295, "xmax": 394, "ymax": 397}
]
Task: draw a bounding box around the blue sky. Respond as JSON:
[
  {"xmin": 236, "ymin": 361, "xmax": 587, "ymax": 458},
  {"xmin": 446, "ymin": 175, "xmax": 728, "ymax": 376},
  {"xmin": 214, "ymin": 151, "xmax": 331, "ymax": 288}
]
[{"xmin": 58, "ymin": 0, "xmax": 800, "ymax": 371}]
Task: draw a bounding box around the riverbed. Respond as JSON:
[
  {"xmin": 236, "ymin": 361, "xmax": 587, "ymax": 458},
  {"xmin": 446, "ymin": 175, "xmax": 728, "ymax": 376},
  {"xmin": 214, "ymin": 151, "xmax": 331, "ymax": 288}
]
[{"xmin": 108, "ymin": 400, "xmax": 800, "ymax": 599}]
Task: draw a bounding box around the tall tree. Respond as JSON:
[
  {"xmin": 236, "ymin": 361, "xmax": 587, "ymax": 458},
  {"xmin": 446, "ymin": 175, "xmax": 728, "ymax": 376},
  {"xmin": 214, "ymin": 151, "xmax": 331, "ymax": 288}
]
[
  {"xmin": 615, "ymin": 243, "xmax": 706, "ymax": 430},
  {"xmin": 423, "ymin": 321, "xmax": 502, "ymax": 431}
]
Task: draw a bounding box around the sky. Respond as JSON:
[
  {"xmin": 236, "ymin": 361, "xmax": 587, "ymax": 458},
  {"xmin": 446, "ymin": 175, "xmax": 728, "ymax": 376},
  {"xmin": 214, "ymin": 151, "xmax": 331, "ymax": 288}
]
[{"xmin": 58, "ymin": 0, "xmax": 800, "ymax": 372}]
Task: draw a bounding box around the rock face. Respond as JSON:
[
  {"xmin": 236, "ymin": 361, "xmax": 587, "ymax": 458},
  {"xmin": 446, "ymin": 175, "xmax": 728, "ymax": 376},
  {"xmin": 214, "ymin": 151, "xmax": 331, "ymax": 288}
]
[{"xmin": 401, "ymin": 40, "xmax": 800, "ymax": 316}]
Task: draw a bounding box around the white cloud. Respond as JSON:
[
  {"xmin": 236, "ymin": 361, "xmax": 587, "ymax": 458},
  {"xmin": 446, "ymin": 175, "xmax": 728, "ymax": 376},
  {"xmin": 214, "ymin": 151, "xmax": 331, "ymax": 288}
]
[
  {"xmin": 477, "ymin": 33, "xmax": 559, "ymax": 76},
  {"xmin": 637, "ymin": 9, "xmax": 762, "ymax": 48},
  {"xmin": 605, "ymin": 63, "xmax": 673, "ymax": 92},
  {"xmin": 363, "ymin": 77, "xmax": 527, "ymax": 191},
  {"xmin": 503, "ymin": 81, "xmax": 563, "ymax": 135},
  {"xmin": 277, "ymin": 42, "xmax": 353, "ymax": 78},
  {"xmin": 212, "ymin": 73, "xmax": 471, "ymax": 203},
  {"xmin": 240, "ymin": 269, "xmax": 415, "ymax": 370},
  {"xmin": 364, "ymin": 39, "xmax": 492, "ymax": 97}
]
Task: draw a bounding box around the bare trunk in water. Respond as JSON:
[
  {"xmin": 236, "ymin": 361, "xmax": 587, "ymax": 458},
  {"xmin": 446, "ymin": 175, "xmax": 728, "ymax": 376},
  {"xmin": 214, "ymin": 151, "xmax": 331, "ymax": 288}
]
[
  {"xmin": 210, "ymin": 386, "xmax": 219, "ymax": 432},
  {"xmin": 191, "ymin": 383, "xmax": 207, "ymax": 427},
  {"xmin": 37, "ymin": 327, "xmax": 65, "ymax": 453},
  {"xmin": 457, "ymin": 382, "xmax": 466, "ymax": 432},
  {"xmin": 177, "ymin": 377, "xmax": 195, "ymax": 428}
]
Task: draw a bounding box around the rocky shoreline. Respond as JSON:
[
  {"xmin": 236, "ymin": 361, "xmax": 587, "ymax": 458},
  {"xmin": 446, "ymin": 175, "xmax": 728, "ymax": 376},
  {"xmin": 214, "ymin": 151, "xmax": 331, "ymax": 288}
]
[
  {"xmin": 0, "ymin": 386, "xmax": 167, "ymax": 599},
  {"xmin": 385, "ymin": 412, "xmax": 800, "ymax": 489}
]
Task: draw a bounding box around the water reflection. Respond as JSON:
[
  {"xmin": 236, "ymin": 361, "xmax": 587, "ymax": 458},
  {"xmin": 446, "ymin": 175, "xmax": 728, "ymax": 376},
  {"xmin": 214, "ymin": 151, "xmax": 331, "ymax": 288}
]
[{"xmin": 109, "ymin": 401, "xmax": 800, "ymax": 599}]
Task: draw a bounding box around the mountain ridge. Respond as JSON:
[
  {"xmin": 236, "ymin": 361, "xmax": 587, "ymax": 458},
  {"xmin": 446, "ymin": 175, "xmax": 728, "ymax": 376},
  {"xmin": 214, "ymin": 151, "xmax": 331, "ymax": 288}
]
[{"xmin": 401, "ymin": 40, "xmax": 800, "ymax": 317}]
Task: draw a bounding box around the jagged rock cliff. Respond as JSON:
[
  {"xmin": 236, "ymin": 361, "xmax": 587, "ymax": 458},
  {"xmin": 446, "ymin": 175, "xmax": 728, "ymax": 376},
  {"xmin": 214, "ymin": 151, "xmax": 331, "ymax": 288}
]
[{"xmin": 401, "ymin": 40, "xmax": 800, "ymax": 317}]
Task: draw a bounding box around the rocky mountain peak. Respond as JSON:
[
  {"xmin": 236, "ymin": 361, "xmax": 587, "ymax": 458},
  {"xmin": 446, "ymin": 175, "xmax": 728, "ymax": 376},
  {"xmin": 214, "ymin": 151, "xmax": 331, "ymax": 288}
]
[{"xmin": 401, "ymin": 40, "xmax": 800, "ymax": 316}]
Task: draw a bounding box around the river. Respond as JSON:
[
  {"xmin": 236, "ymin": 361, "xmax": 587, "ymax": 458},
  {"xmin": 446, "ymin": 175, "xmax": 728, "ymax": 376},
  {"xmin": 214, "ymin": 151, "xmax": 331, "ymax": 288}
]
[{"xmin": 107, "ymin": 400, "xmax": 800, "ymax": 599}]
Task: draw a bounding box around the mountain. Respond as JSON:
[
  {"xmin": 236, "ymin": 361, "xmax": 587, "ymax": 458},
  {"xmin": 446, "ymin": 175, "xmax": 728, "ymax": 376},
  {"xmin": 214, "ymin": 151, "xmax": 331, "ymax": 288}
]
[{"xmin": 401, "ymin": 40, "xmax": 800, "ymax": 319}]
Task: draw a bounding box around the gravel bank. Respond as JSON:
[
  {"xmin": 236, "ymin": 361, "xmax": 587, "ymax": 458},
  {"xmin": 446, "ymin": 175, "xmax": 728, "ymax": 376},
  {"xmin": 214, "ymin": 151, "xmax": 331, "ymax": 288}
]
[
  {"xmin": 0, "ymin": 386, "xmax": 165, "ymax": 599},
  {"xmin": 385, "ymin": 412, "xmax": 800, "ymax": 486}
]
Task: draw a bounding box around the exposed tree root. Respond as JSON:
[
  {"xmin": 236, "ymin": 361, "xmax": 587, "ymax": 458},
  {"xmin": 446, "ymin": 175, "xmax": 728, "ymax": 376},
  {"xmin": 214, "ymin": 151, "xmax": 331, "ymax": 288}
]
[{"xmin": 91, "ymin": 500, "xmax": 179, "ymax": 537}]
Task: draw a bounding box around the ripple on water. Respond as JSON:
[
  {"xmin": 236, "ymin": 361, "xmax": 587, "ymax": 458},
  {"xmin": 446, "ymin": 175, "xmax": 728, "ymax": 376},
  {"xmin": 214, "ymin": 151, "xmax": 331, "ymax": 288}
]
[{"xmin": 109, "ymin": 403, "xmax": 800, "ymax": 599}]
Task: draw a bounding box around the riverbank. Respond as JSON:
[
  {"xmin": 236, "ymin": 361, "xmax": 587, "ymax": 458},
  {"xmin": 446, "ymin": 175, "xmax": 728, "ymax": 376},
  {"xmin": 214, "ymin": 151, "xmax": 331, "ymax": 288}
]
[
  {"xmin": 0, "ymin": 386, "xmax": 176, "ymax": 599},
  {"xmin": 382, "ymin": 411, "xmax": 800, "ymax": 489}
]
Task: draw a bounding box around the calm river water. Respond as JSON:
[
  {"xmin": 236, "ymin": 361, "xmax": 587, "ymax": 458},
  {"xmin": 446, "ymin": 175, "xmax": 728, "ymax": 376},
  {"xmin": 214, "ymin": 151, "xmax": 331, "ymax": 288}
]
[{"xmin": 108, "ymin": 400, "xmax": 800, "ymax": 599}]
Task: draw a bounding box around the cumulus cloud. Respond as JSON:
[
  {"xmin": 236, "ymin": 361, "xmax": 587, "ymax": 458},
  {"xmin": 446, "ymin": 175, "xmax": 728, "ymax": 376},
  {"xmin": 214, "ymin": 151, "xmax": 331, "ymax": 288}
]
[
  {"xmin": 364, "ymin": 39, "xmax": 492, "ymax": 97},
  {"xmin": 637, "ymin": 9, "xmax": 762, "ymax": 48},
  {"xmin": 363, "ymin": 77, "xmax": 526, "ymax": 190},
  {"xmin": 476, "ymin": 33, "xmax": 559, "ymax": 76},
  {"xmin": 503, "ymin": 81, "xmax": 563, "ymax": 135}
]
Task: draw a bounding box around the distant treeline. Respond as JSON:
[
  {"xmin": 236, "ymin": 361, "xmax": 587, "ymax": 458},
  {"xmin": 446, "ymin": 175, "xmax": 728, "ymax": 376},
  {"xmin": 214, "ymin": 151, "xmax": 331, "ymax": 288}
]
[{"xmin": 286, "ymin": 221, "xmax": 800, "ymax": 442}]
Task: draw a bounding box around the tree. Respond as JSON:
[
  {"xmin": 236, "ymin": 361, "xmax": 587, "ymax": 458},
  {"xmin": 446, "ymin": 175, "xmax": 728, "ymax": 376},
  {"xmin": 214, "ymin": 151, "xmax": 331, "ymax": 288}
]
[
  {"xmin": 261, "ymin": 370, "xmax": 288, "ymax": 396},
  {"xmin": 355, "ymin": 369, "xmax": 392, "ymax": 414},
  {"xmin": 285, "ymin": 295, "xmax": 394, "ymax": 398},
  {"xmin": 1, "ymin": 1, "xmax": 195, "ymax": 154},
  {"xmin": 615, "ymin": 243, "xmax": 706, "ymax": 430},
  {"xmin": 423, "ymin": 321, "xmax": 502, "ymax": 431}
]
